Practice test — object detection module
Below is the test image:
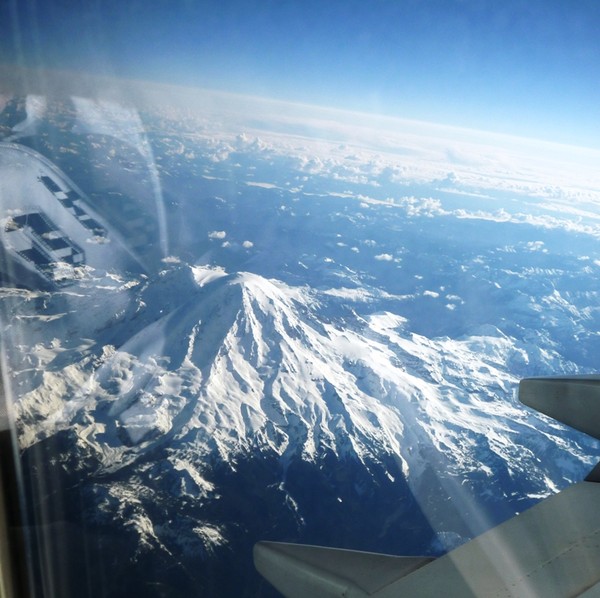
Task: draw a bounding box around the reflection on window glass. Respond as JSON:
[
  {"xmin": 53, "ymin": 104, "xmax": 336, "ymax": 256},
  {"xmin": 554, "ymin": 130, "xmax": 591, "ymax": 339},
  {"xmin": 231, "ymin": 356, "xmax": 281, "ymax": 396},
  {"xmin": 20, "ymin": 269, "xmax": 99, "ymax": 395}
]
[{"xmin": 1, "ymin": 2, "xmax": 600, "ymax": 597}]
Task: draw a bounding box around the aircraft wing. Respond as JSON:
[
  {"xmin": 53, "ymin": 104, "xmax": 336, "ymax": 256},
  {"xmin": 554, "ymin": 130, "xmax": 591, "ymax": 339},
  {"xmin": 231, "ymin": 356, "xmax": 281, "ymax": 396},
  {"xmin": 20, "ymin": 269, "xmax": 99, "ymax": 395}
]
[
  {"xmin": 254, "ymin": 543, "xmax": 434, "ymax": 597},
  {"xmin": 255, "ymin": 376, "xmax": 600, "ymax": 597},
  {"xmin": 519, "ymin": 375, "xmax": 600, "ymax": 441}
]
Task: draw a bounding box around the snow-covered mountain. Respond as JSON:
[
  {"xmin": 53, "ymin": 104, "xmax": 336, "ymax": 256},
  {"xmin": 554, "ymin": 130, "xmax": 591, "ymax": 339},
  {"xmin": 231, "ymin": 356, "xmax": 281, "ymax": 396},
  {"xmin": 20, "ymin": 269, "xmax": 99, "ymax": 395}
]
[{"xmin": 9, "ymin": 262, "xmax": 597, "ymax": 595}]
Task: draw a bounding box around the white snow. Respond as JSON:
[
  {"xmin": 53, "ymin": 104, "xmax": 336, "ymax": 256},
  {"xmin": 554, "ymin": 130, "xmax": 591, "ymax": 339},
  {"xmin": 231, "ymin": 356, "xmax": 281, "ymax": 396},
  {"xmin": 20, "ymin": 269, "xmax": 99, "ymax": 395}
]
[{"xmin": 191, "ymin": 265, "xmax": 228, "ymax": 287}]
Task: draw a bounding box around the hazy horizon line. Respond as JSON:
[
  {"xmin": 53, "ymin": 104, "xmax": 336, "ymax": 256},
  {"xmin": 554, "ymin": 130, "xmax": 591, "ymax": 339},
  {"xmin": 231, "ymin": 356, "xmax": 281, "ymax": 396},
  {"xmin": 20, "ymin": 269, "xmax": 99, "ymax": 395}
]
[{"xmin": 1, "ymin": 63, "xmax": 600, "ymax": 156}]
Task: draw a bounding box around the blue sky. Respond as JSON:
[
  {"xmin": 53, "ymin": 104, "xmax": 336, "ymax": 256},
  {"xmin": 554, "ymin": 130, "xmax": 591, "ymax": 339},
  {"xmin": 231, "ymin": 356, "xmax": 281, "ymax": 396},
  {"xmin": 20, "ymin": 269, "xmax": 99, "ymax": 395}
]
[{"xmin": 2, "ymin": 0, "xmax": 600, "ymax": 148}]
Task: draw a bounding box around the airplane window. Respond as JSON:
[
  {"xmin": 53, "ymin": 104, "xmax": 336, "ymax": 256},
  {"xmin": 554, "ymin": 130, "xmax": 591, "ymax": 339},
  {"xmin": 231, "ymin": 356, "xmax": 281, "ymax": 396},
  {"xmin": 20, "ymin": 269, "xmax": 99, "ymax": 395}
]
[{"xmin": 1, "ymin": 2, "xmax": 600, "ymax": 596}]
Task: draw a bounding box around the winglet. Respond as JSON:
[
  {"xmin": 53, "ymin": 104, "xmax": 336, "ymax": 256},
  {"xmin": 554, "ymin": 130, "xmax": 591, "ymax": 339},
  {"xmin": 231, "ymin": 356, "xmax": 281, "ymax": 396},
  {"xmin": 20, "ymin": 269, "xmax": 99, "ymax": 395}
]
[
  {"xmin": 253, "ymin": 541, "xmax": 433, "ymax": 597},
  {"xmin": 519, "ymin": 375, "xmax": 600, "ymax": 441}
]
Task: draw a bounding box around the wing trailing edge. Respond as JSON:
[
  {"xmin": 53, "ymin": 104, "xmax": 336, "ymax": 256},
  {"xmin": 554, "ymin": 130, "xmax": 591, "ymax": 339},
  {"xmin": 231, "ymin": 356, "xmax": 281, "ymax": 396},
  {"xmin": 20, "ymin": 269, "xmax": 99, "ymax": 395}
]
[
  {"xmin": 253, "ymin": 542, "xmax": 433, "ymax": 597},
  {"xmin": 519, "ymin": 375, "xmax": 600, "ymax": 441}
]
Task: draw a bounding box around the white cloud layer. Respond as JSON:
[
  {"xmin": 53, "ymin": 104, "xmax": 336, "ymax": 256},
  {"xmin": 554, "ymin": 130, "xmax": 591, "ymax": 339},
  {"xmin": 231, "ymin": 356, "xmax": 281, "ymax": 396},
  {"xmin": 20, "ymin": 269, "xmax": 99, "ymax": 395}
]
[{"xmin": 142, "ymin": 85, "xmax": 600, "ymax": 241}]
